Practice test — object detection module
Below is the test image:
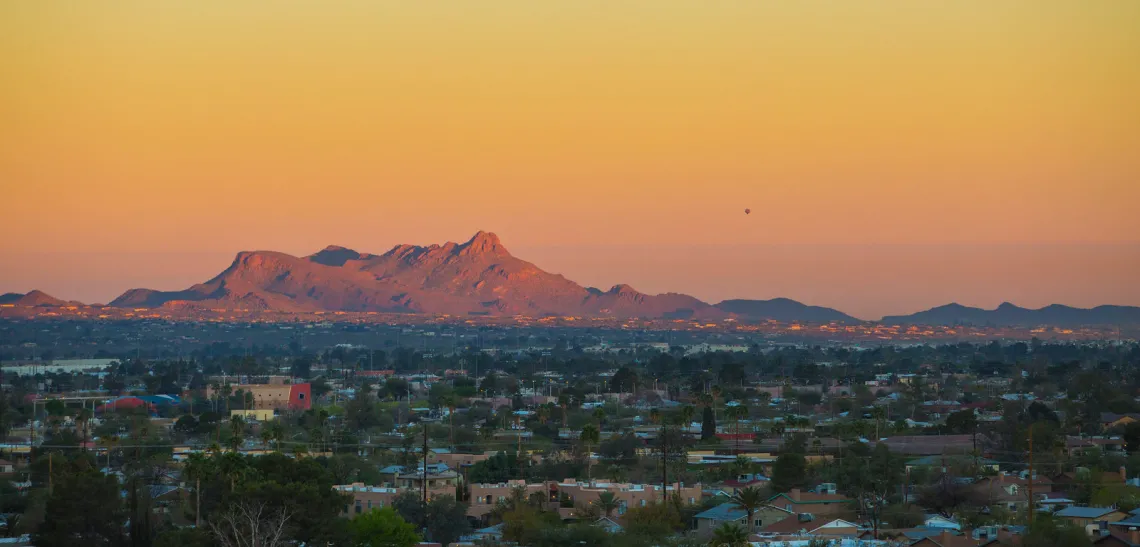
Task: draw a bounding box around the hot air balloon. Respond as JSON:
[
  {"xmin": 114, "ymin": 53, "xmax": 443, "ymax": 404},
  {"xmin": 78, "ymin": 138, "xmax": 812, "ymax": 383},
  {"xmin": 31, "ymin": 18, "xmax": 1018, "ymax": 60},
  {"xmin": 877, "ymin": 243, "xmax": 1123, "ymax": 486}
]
[{"xmin": 744, "ymin": 208, "xmax": 751, "ymax": 215}]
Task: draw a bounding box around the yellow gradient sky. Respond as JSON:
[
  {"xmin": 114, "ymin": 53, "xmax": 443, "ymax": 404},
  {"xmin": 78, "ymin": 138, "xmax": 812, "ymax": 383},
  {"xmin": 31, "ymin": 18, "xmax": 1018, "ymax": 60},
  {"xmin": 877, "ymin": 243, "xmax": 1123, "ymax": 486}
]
[{"xmin": 2, "ymin": 2, "xmax": 1139, "ymax": 317}]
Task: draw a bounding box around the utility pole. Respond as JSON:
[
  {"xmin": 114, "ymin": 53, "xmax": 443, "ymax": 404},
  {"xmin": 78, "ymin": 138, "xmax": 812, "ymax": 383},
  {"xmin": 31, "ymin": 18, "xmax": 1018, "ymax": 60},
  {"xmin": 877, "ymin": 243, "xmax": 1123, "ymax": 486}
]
[
  {"xmin": 1027, "ymin": 425, "xmax": 1035, "ymax": 524},
  {"xmin": 420, "ymin": 424, "xmax": 429, "ymax": 540},
  {"xmin": 196, "ymin": 477, "xmax": 201, "ymax": 528},
  {"xmin": 48, "ymin": 453, "xmax": 53, "ymax": 494},
  {"xmin": 661, "ymin": 421, "xmax": 668, "ymax": 505},
  {"xmin": 421, "ymin": 425, "xmax": 429, "ymax": 505}
]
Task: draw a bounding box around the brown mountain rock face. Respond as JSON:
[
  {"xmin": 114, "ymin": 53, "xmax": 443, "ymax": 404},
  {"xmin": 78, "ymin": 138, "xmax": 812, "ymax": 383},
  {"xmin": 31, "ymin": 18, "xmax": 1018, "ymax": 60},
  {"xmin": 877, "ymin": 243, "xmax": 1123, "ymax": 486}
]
[{"xmin": 108, "ymin": 231, "xmax": 725, "ymax": 319}]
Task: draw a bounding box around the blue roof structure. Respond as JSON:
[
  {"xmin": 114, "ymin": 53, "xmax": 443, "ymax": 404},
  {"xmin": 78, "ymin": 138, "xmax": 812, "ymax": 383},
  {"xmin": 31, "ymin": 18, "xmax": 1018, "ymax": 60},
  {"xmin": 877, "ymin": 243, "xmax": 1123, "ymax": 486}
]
[
  {"xmin": 694, "ymin": 503, "xmax": 747, "ymax": 522},
  {"xmin": 1055, "ymin": 506, "xmax": 1120, "ymax": 519},
  {"xmin": 137, "ymin": 395, "xmax": 181, "ymax": 405}
]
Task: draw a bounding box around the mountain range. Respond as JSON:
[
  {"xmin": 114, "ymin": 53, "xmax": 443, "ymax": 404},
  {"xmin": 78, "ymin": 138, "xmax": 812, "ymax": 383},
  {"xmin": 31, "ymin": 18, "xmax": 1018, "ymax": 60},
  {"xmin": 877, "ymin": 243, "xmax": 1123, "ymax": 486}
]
[
  {"xmin": 882, "ymin": 302, "xmax": 1140, "ymax": 328},
  {"xmin": 0, "ymin": 290, "xmax": 79, "ymax": 307},
  {"xmin": 109, "ymin": 232, "xmax": 724, "ymax": 319},
  {"xmin": 5, "ymin": 231, "xmax": 1140, "ymax": 326}
]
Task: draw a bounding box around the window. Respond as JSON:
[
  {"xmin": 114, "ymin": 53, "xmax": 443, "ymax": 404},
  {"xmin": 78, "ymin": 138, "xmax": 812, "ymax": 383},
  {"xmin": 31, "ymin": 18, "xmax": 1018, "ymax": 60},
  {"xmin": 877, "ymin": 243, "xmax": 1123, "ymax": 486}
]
[
  {"xmin": 618, "ymin": 501, "xmax": 628, "ymax": 515},
  {"xmin": 640, "ymin": 499, "xmax": 646, "ymax": 507},
  {"xmin": 299, "ymin": 393, "xmax": 305, "ymax": 400},
  {"xmin": 786, "ymin": 504, "xmax": 793, "ymax": 512},
  {"xmin": 754, "ymin": 519, "xmax": 763, "ymax": 527},
  {"xmin": 367, "ymin": 500, "xmax": 372, "ymax": 509},
  {"xmin": 355, "ymin": 503, "xmax": 362, "ymax": 514},
  {"xmin": 689, "ymin": 497, "xmax": 695, "ymax": 504}
]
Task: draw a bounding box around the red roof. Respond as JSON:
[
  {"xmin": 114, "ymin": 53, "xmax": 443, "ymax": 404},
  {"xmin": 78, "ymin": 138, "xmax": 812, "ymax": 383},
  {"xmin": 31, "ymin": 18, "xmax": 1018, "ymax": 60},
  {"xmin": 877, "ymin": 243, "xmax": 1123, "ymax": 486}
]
[{"xmin": 96, "ymin": 397, "xmax": 156, "ymax": 413}]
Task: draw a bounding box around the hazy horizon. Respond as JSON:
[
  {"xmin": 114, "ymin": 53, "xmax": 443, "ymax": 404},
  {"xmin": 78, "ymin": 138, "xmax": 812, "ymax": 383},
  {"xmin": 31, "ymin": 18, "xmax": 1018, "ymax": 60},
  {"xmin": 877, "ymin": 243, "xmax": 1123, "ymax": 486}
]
[
  {"xmin": 3, "ymin": 241, "xmax": 1137, "ymax": 320},
  {"xmin": 3, "ymin": 3, "xmax": 1138, "ymax": 320}
]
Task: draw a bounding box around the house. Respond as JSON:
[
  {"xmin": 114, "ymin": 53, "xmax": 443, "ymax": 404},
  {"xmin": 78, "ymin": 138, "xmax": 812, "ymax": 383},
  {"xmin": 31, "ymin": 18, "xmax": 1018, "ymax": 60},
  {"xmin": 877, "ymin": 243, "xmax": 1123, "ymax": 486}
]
[
  {"xmin": 1108, "ymin": 509, "xmax": 1140, "ymax": 531},
  {"xmin": 459, "ymin": 523, "xmax": 503, "ymax": 544},
  {"xmin": 766, "ymin": 487, "xmax": 854, "ymax": 518},
  {"xmin": 594, "ymin": 517, "xmax": 623, "ymax": 534},
  {"xmin": 1054, "ymin": 506, "xmax": 1128, "ymax": 527},
  {"xmin": 0, "ymin": 459, "xmax": 15, "ymax": 473},
  {"xmin": 1101, "ymin": 414, "xmax": 1140, "ymax": 430},
  {"xmin": 923, "ymin": 515, "xmax": 962, "ymax": 530},
  {"xmin": 1095, "ymin": 528, "xmax": 1140, "ymax": 547},
  {"xmin": 334, "ymin": 482, "xmax": 457, "ymax": 517},
  {"xmin": 909, "ymin": 529, "xmax": 1001, "ymax": 546},
  {"xmin": 692, "ymin": 502, "xmax": 793, "ymax": 537},
  {"xmin": 874, "ymin": 435, "xmax": 990, "ymax": 456},
  {"xmin": 1067, "ymin": 436, "xmax": 1127, "ymax": 457},
  {"xmin": 970, "ymin": 472, "xmax": 1053, "ymax": 512},
  {"xmin": 425, "ymin": 450, "xmax": 489, "ymax": 470},
  {"xmin": 905, "ymin": 455, "xmax": 999, "ymax": 473},
  {"xmin": 756, "ymin": 516, "xmax": 859, "ymax": 539},
  {"xmin": 1035, "ymin": 492, "xmax": 1076, "ymax": 512},
  {"xmin": 722, "ymin": 473, "xmax": 771, "ymax": 493},
  {"xmin": 1053, "ymin": 467, "xmax": 1127, "ymax": 496}
]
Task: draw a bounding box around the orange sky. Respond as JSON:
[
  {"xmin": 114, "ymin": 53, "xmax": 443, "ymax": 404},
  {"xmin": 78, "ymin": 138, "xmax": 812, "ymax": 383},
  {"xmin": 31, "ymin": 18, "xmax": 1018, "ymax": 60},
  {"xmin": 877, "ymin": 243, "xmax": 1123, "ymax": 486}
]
[{"xmin": 2, "ymin": 3, "xmax": 1138, "ymax": 317}]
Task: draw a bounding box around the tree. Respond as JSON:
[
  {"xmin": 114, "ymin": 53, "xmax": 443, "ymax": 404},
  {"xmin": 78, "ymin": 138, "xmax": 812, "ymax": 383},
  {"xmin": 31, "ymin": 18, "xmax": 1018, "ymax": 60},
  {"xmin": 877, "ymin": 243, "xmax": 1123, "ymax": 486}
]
[
  {"xmin": 34, "ymin": 470, "xmax": 126, "ymax": 547},
  {"xmin": 595, "ymin": 491, "xmax": 620, "ymax": 518},
  {"xmin": 1020, "ymin": 513, "xmax": 1093, "ymax": 547},
  {"xmin": 391, "ymin": 492, "xmax": 470, "ymax": 546},
  {"xmin": 770, "ymin": 452, "xmax": 807, "ymax": 493},
  {"xmin": 702, "ymin": 405, "xmax": 717, "ymax": 440},
  {"xmin": 209, "ymin": 501, "xmax": 291, "ymax": 547},
  {"xmin": 711, "ymin": 522, "xmax": 749, "ymax": 547},
  {"xmin": 580, "ymin": 424, "xmax": 600, "ymax": 480},
  {"xmin": 730, "ymin": 486, "xmax": 766, "ymax": 533},
  {"xmin": 154, "ymin": 528, "xmax": 212, "ymax": 547},
  {"xmin": 611, "ymin": 367, "xmax": 638, "ymax": 393},
  {"xmin": 75, "ymin": 408, "xmax": 93, "ymax": 450},
  {"xmin": 349, "ymin": 507, "xmax": 420, "ymax": 547}
]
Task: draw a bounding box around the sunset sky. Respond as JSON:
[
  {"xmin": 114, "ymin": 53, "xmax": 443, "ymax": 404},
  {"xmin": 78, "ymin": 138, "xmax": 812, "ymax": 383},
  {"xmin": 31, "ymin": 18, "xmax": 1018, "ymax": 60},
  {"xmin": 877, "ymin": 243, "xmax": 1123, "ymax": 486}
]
[{"xmin": 2, "ymin": 2, "xmax": 1138, "ymax": 319}]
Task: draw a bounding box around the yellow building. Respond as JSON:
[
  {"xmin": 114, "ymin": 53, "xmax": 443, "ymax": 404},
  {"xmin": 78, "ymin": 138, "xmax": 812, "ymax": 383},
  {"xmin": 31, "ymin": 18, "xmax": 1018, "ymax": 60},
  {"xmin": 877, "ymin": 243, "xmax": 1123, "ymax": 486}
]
[{"xmin": 230, "ymin": 409, "xmax": 275, "ymax": 421}]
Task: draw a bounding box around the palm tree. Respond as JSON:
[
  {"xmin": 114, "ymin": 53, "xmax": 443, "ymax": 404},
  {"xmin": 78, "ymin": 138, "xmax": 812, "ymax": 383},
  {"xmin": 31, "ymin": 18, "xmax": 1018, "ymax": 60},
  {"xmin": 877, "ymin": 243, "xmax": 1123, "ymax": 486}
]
[
  {"xmin": 711, "ymin": 385, "xmax": 723, "ymax": 421},
  {"xmin": 220, "ymin": 384, "xmax": 233, "ymax": 413},
  {"xmin": 730, "ymin": 486, "xmax": 766, "ymax": 534},
  {"xmin": 229, "ymin": 415, "xmax": 245, "ymax": 451},
  {"xmin": 595, "ymin": 491, "xmax": 620, "ymax": 518},
  {"xmin": 680, "ymin": 405, "xmax": 695, "ymax": 430},
  {"xmin": 870, "ymin": 406, "xmax": 887, "ymax": 440},
  {"xmin": 310, "ymin": 427, "xmax": 325, "ymax": 453},
  {"xmin": 729, "ymin": 405, "xmax": 748, "ymax": 452},
  {"xmin": 592, "ymin": 407, "xmax": 606, "ymax": 426},
  {"xmin": 266, "ymin": 421, "xmax": 285, "ymax": 452},
  {"xmin": 444, "ymin": 395, "xmax": 457, "ymax": 449},
  {"xmin": 712, "ymin": 522, "xmax": 749, "ymax": 547},
  {"xmin": 580, "ymin": 424, "xmax": 600, "ymax": 480},
  {"xmin": 75, "ymin": 408, "xmax": 93, "ymax": 451},
  {"xmin": 101, "ymin": 434, "xmax": 120, "ymax": 469}
]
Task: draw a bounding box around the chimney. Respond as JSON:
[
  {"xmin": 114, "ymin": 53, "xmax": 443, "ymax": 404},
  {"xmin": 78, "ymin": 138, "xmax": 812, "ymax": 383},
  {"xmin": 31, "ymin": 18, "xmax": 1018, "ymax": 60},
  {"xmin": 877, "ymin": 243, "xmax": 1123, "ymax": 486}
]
[
  {"xmin": 939, "ymin": 530, "xmax": 953, "ymax": 545},
  {"xmin": 1130, "ymin": 527, "xmax": 1140, "ymax": 545},
  {"xmin": 1121, "ymin": 466, "xmax": 1128, "ymax": 482},
  {"xmin": 790, "ymin": 488, "xmax": 801, "ymax": 502},
  {"xmin": 998, "ymin": 471, "xmax": 1006, "ymax": 484}
]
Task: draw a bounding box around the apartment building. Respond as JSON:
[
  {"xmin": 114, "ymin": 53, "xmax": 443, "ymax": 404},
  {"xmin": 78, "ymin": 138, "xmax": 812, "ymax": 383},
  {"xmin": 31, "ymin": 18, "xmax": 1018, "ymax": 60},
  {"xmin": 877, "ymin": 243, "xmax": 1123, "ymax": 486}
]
[{"xmin": 466, "ymin": 478, "xmax": 703, "ymax": 521}]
